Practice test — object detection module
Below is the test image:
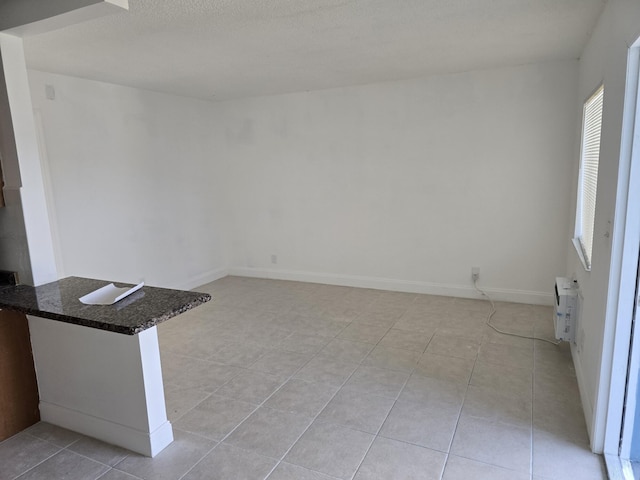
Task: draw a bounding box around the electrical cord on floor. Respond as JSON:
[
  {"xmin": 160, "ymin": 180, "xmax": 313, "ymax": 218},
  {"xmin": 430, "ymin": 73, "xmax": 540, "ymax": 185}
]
[{"xmin": 473, "ymin": 279, "xmax": 561, "ymax": 346}]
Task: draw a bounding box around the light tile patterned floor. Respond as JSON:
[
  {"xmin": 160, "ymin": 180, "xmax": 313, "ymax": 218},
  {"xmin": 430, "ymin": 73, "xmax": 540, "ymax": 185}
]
[{"xmin": 0, "ymin": 276, "xmax": 607, "ymax": 480}]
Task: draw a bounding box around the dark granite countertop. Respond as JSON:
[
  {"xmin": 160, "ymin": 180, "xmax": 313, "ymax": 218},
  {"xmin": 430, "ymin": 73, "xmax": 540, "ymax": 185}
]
[{"xmin": 0, "ymin": 277, "xmax": 211, "ymax": 335}]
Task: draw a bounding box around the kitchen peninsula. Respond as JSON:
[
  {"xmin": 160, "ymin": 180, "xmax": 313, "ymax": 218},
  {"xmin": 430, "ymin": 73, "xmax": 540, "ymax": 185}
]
[{"xmin": 0, "ymin": 277, "xmax": 211, "ymax": 457}]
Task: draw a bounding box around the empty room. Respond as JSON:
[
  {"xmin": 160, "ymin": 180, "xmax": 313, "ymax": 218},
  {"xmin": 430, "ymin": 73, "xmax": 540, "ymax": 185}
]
[{"xmin": 1, "ymin": 0, "xmax": 640, "ymax": 479}]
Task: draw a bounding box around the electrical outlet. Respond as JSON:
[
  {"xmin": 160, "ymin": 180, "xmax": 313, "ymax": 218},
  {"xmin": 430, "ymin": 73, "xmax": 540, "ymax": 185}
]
[
  {"xmin": 271, "ymin": 254, "xmax": 278, "ymax": 264},
  {"xmin": 471, "ymin": 267, "xmax": 480, "ymax": 282}
]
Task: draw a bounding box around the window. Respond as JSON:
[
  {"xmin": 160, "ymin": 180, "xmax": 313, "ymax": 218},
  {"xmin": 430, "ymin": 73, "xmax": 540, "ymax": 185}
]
[{"xmin": 574, "ymin": 85, "xmax": 604, "ymax": 271}]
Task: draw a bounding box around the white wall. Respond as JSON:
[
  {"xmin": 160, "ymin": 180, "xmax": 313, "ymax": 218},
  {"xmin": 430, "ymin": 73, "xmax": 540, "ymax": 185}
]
[
  {"xmin": 0, "ymin": 44, "xmax": 32, "ymax": 284},
  {"xmin": 0, "ymin": 35, "xmax": 58, "ymax": 286},
  {"xmin": 0, "ymin": 0, "xmax": 131, "ymax": 289},
  {"xmin": 28, "ymin": 60, "xmax": 578, "ymax": 302},
  {"xmin": 27, "ymin": 70, "xmax": 230, "ymax": 289},
  {"xmin": 214, "ymin": 61, "xmax": 578, "ymax": 304},
  {"xmin": 567, "ymin": 0, "xmax": 640, "ymax": 452}
]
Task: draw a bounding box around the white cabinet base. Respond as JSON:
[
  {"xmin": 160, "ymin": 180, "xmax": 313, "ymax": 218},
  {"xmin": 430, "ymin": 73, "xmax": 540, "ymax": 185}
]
[{"xmin": 27, "ymin": 315, "xmax": 173, "ymax": 457}]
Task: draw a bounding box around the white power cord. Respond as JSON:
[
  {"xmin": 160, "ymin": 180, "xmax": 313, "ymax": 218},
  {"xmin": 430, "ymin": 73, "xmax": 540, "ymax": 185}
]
[{"xmin": 473, "ymin": 279, "xmax": 561, "ymax": 346}]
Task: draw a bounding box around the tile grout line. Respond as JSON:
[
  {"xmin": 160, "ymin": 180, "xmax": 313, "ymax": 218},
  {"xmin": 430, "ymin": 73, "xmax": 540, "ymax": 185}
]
[
  {"xmin": 174, "ymin": 305, "xmax": 382, "ymax": 480},
  {"xmin": 172, "ymin": 439, "xmax": 219, "ymax": 480},
  {"xmin": 349, "ymin": 302, "xmax": 467, "ymax": 480},
  {"xmin": 10, "ymin": 433, "xmax": 83, "ymax": 480},
  {"xmin": 60, "ymin": 444, "xmax": 126, "ymax": 472},
  {"xmin": 349, "ymin": 360, "xmax": 415, "ymax": 480},
  {"xmin": 258, "ymin": 316, "xmax": 396, "ymax": 480},
  {"xmin": 222, "ymin": 322, "xmax": 385, "ymax": 479},
  {"xmin": 436, "ymin": 301, "xmax": 508, "ymax": 479},
  {"xmin": 269, "ymin": 299, "xmax": 420, "ymax": 479},
  {"xmin": 11, "ymin": 280, "xmax": 568, "ymax": 480},
  {"xmin": 19, "ymin": 438, "xmax": 132, "ymax": 480},
  {"xmin": 171, "ymin": 345, "xmax": 304, "ymax": 477},
  {"xmin": 441, "ymin": 334, "xmax": 478, "ymax": 479},
  {"xmin": 132, "ymin": 304, "xmax": 309, "ymax": 480}
]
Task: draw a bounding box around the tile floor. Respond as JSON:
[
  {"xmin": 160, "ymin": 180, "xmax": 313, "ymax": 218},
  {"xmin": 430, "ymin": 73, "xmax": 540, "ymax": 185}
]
[{"xmin": 0, "ymin": 276, "xmax": 607, "ymax": 480}]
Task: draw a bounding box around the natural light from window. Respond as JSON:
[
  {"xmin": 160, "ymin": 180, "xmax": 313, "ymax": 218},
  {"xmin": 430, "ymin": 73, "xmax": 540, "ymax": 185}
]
[{"xmin": 574, "ymin": 84, "xmax": 604, "ymax": 271}]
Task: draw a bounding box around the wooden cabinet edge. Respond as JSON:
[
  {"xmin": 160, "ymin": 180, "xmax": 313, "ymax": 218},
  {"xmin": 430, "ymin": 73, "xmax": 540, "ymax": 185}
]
[{"xmin": 0, "ymin": 310, "xmax": 40, "ymax": 441}]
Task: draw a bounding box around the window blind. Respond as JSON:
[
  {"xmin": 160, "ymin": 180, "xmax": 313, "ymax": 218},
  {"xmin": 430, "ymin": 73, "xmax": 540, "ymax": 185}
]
[{"xmin": 577, "ymin": 85, "xmax": 604, "ymax": 270}]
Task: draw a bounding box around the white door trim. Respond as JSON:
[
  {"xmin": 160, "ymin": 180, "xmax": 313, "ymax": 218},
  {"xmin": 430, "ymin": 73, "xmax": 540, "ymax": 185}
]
[{"xmin": 602, "ymin": 42, "xmax": 640, "ymax": 468}]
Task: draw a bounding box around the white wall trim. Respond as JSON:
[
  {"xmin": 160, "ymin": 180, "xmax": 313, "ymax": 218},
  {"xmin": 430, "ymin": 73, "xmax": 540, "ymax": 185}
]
[
  {"xmin": 0, "ymin": 34, "xmax": 58, "ymax": 285},
  {"xmin": 598, "ymin": 43, "xmax": 640, "ymax": 457},
  {"xmin": 33, "ymin": 108, "xmax": 65, "ymax": 278},
  {"xmin": 228, "ymin": 266, "xmax": 553, "ymax": 305},
  {"xmin": 604, "ymin": 453, "xmax": 629, "ymax": 480},
  {"xmin": 39, "ymin": 402, "xmax": 173, "ymax": 458},
  {"xmin": 28, "ymin": 317, "xmax": 173, "ymax": 457},
  {"xmin": 573, "ymin": 343, "xmax": 596, "ymax": 445},
  {"xmin": 174, "ymin": 267, "xmax": 229, "ymax": 291}
]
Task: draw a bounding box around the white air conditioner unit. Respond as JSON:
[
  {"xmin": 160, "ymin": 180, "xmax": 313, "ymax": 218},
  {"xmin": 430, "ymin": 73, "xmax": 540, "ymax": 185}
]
[{"xmin": 554, "ymin": 277, "xmax": 578, "ymax": 342}]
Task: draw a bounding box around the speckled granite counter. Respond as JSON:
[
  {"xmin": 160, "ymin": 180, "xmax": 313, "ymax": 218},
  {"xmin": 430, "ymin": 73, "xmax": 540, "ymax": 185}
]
[
  {"xmin": 0, "ymin": 277, "xmax": 211, "ymax": 335},
  {"xmin": 2, "ymin": 276, "xmax": 212, "ymax": 457}
]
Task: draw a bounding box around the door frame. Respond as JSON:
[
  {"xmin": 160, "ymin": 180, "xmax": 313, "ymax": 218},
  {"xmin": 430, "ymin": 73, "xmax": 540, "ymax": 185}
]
[{"xmin": 602, "ymin": 41, "xmax": 640, "ymax": 477}]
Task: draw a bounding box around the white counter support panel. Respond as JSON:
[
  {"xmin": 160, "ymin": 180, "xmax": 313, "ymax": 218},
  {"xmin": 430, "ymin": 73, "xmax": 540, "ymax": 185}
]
[
  {"xmin": 0, "ymin": 277, "xmax": 210, "ymax": 457},
  {"xmin": 28, "ymin": 316, "xmax": 173, "ymax": 457}
]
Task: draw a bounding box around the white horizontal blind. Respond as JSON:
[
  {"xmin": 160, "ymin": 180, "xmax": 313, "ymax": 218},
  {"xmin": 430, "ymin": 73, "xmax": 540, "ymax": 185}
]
[{"xmin": 577, "ymin": 85, "xmax": 604, "ymax": 270}]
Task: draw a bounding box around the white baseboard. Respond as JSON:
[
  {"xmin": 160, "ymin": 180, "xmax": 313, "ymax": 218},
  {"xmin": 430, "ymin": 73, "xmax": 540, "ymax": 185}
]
[
  {"xmin": 227, "ymin": 266, "xmax": 553, "ymax": 305},
  {"xmin": 572, "ymin": 344, "xmax": 596, "ymax": 450},
  {"xmin": 604, "ymin": 453, "xmax": 632, "ymax": 480},
  {"xmin": 174, "ymin": 267, "xmax": 229, "ymax": 291},
  {"xmin": 39, "ymin": 402, "xmax": 174, "ymax": 457}
]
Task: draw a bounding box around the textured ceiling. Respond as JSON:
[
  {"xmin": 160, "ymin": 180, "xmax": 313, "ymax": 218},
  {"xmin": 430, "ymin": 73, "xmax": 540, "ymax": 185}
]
[{"xmin": 22, "ymin": 0, "xmax": 606, "ymax": 101}]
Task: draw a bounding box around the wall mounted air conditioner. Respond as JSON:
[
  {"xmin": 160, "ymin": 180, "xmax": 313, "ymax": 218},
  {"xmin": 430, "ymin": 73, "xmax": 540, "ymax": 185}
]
[{"xmin": 554, "ymin": 277, "xmax": 578, "ymax": 342}]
